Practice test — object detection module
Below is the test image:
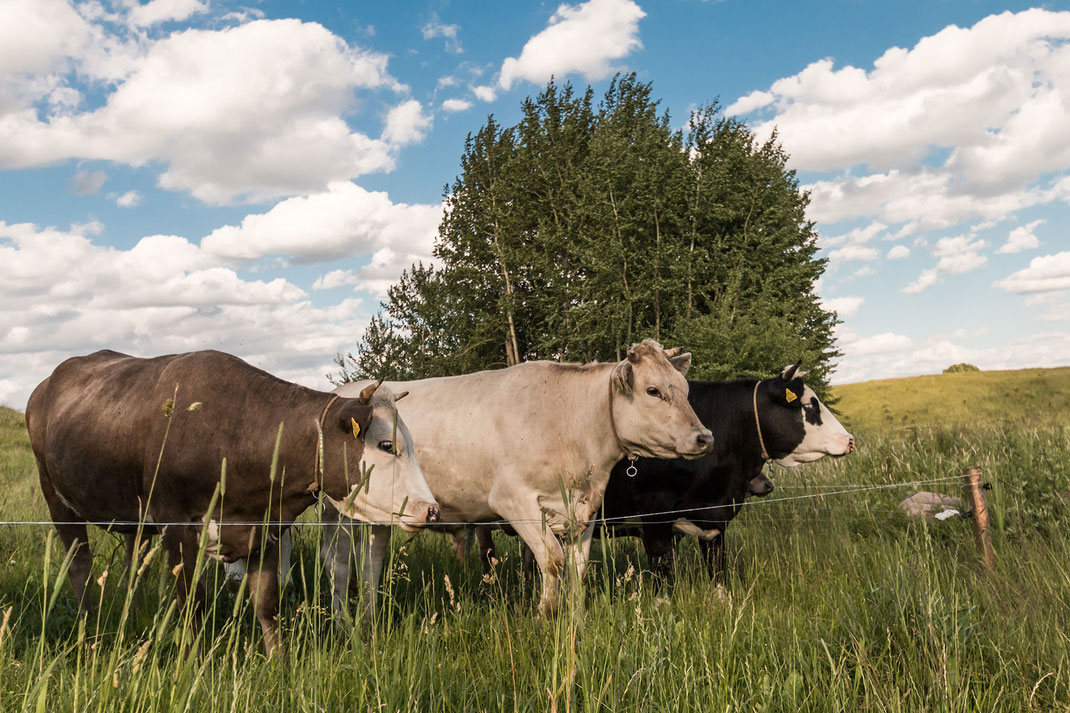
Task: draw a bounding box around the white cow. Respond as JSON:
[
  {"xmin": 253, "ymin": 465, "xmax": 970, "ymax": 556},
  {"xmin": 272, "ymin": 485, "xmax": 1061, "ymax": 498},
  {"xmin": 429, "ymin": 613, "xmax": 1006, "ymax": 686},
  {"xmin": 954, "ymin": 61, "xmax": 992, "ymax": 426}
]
[{"xmin": 329, "ymin": 340, "xmax": 714, "ymax": 617}]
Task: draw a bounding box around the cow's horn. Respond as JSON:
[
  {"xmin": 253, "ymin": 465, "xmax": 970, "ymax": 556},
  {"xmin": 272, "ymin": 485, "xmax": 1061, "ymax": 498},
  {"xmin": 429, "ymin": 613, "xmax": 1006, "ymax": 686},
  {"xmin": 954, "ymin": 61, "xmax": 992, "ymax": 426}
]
[
  {"xmin": 358, "ymin": 379, "xmax": 383, "ymax": 405},
  {"xmin": 663, "ymin": 346, "xmax": 682, "ymax": 358}
]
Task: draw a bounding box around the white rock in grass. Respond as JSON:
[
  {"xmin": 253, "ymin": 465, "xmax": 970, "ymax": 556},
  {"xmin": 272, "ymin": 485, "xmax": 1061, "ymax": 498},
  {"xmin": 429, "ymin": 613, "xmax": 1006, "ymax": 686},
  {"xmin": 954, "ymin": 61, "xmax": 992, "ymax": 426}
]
[{"xmin": 899, "ymin": 491, "xmax": 964, "ymax": 521}]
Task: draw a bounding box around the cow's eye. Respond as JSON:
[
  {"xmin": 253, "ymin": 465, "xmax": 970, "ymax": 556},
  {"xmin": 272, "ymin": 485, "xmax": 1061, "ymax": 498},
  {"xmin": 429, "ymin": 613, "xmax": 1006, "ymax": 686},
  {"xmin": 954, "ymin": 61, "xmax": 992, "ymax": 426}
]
[
  {"xmin": 378, "ymin": 440, "xmax": 395, "ymax": 453},
  {"xmin": 646, "ymin": 386, "xmax": 661, "ymax": 399}
]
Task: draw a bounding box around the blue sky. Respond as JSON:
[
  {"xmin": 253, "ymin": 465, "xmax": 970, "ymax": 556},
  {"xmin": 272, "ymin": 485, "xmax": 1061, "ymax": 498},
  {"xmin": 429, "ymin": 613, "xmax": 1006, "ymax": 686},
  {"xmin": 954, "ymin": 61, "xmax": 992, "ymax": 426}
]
[{"xmin": 1, "ymin": 0, "xmax": 1069, "ymax": 408}]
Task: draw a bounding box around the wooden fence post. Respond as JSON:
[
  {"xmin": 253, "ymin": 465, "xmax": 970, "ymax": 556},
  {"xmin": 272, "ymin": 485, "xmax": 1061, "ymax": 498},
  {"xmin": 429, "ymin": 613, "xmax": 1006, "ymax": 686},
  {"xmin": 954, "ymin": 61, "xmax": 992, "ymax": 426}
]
[{"xmin": 963, "ymin": 466, "xmax": 994, "ymax": 569}]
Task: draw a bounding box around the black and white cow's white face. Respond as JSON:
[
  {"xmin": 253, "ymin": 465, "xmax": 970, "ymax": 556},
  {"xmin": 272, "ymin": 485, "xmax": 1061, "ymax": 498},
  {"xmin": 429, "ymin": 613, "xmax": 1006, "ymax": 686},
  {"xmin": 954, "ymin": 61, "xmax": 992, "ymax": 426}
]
[{"xmin": 759, "ymin": 363, "xmax": 854, "ymax": 467}]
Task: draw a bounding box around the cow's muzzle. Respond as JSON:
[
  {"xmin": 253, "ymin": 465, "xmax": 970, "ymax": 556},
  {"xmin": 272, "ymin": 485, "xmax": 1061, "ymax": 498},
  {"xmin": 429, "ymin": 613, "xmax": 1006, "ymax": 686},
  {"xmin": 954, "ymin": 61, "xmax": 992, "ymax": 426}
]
[{"xmin": 677, "ymin": 428, "xmax": 715, "ymax": 459}]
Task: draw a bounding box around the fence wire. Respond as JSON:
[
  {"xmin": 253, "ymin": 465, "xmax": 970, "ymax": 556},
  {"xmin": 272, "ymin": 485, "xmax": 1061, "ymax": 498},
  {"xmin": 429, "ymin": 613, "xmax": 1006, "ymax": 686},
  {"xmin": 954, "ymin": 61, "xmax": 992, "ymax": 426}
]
[{"xmin": 0, "ymin": 472, "xmax": 976, "ymax": 529}]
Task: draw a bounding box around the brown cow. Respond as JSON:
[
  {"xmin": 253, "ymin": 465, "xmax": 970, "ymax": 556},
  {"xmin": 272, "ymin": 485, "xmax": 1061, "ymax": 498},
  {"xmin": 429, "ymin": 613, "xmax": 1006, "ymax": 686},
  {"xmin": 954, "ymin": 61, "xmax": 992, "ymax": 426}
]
[{"xmin": 25, "ymin": 349, "xmax": 439, "ymax": 654}]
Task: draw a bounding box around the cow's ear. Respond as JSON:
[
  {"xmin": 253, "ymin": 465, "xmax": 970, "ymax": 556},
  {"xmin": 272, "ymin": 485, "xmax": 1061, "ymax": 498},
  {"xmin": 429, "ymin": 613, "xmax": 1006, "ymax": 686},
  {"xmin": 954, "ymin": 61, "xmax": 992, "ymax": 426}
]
[
  {"xmin": 337, "ymin": 402, "xmax": 373, "ymax": 440},
  {"xmin": 668, "ymin": 351, "xmax": 692, "ymax": 376},
  {"xmin": 393, "ymin": 390, "xmax": 409, "ymax": 402},
  {"xmin": 612, "ymin": 360, "xmax": 634, "ymax": 393},
  {"xmin": 779, "ymin": 361, "xmax": 802, "ymax": 382}
]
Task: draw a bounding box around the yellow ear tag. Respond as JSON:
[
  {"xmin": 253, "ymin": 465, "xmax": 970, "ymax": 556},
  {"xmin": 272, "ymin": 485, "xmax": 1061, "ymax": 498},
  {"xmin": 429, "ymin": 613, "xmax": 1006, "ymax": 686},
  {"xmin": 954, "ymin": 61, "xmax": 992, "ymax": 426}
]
[
  {"xmin": 351, "ymin": 417, "xmax": 361, "ymax": 439},
  {"xmin": 785, "ymin": 388, "xmax": 798, "ymax": 403}
]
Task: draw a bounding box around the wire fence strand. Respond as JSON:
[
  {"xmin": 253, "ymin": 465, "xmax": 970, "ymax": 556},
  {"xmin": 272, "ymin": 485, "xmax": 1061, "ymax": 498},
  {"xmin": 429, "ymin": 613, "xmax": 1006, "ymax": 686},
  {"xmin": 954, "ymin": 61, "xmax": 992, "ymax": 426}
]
[{"xmin": 0, "ymin": 473, "xmax": 972, "ymax": 529}]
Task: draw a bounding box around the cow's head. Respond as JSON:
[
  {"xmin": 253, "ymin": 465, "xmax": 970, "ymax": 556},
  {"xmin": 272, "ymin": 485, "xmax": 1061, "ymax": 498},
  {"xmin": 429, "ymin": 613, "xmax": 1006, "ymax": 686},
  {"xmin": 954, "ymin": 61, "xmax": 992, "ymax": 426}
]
[
  {"xmin": 611, "ymin": 340, "xmax": 714, "ymax": 460},
  {"xmin": 324, "ymin": 381, "xmax": 439, "ymax": 532},
  {"xmin": 757, "ymin": 363, "xmax": 854, "ymax": 467},
  {"xmin": 747, "ymin": 472, "xmax": 775, "ymax": 496}
]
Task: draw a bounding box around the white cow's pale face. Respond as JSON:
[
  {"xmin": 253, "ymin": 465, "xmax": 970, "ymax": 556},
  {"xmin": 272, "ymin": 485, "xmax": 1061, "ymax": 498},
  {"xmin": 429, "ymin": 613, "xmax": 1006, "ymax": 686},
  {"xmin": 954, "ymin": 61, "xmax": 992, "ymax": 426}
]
[
  {"xmin": 326, "ymin": 383, "xmax": 439, "ymax": 532},
  {"xmin": 760, "ymin": 364, "xmax": 854, "ymax": 468},
  {"xmin": 612, "ymin": 340, "xmax": 715, "ymax": 460}
]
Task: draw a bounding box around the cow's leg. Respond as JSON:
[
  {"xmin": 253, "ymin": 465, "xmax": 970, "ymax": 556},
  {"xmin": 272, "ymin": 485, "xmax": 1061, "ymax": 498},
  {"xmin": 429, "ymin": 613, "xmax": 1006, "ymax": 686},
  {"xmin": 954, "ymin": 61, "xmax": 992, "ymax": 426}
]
[
  {"xmin": 122, "ymin": 532, "xmax": 151, "ymax": 609},
  {"xmin": 698, "ymin": 532, "xmax": 727, "ymax": 586},
  {"xmin": 277, "ymin": 529, "xmax": 293, "ymax": 592},
  {"xmin": 450, "ymin": 528, "xmax": 474, "ymax": 563},
  {"xmin": 495, "ymin": 516, "xmax": 565, "ymax": 616},
  {"xmin": 123, "ymin": 534, "xmax": 138, "ymax": 580},
  {"xmin": 244, "ymin": 542, "xmax": 284, "ymax": 656},
  {"xmin": 319, "ymin": 505, "xmax": 353, "ymax": 625},
  {"xmin": 487, "ymin": 485, "xmax": 568, "ymax": 615},
  {"xmin": 357, "ymin": 525, "xmax": 390, "ymax": 624},
  {"xmin": 475, "ymin": 526, "xmax": 497, "ymax": 573},
  {"xmin": 222, "ymin": 559, "xmax": 246, "ymax": 592},
  {"xmin": 521, "ymin": 542, "xmax": 537, "ymax": 576},
  {"xmin": 38, "ymin": 464, "xmax": 94, "ymax": 615},
  {"xmin": 640, "ymin": 524, "xmax": 676, "ymax": 586},
  {"xmin": 219, "ymin": 532, "xmax": 292, "ymax": 601},
  {"xmin": 560, "ymin": 524, "xmax": 595, "ymax": 612},
  {"xmin": 162, "ymin": 526, "xmax": 206, "ymax": 648}
]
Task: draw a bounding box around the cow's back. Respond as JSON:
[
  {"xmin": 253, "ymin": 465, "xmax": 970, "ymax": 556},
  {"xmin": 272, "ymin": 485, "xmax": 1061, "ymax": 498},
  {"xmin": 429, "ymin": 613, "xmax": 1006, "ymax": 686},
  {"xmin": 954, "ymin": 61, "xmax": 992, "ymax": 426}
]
[
  {"xmin": 385, "ymin": 361, "xmax": 611, "ymax": 522},
  {"xmin": 27, "ymin": 349, "xmax": 320, "ymax": 530}
]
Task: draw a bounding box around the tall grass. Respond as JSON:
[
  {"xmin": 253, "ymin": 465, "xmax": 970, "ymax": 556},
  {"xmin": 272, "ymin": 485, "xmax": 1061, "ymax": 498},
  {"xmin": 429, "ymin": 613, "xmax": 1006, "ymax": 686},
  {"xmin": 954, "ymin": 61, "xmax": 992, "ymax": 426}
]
[{"xmin": 1, "ymin": 388, "xmax": 1069, "ymax": 711}]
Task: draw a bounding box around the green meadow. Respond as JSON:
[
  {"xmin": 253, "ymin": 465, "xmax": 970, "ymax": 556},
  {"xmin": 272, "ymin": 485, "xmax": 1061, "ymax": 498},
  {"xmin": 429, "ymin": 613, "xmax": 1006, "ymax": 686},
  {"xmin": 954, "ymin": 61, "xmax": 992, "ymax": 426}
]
[{"xmin": 1, "ymin": 367, "xmax": 1069, "ymax": 712}]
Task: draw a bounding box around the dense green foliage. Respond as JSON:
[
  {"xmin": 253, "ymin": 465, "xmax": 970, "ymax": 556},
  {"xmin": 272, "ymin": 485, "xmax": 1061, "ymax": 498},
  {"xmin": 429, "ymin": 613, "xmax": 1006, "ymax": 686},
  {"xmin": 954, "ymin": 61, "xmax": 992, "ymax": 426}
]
[
  {"xmin": 335, "ymin": 76, "xmax": 838, "ymax": 391},
  {"xmin": 944, "ymin": 363, "xmax": 981, "ymax": 374},
  {"xmin": 2, "ymin": 367, "xmax": 1070, "ymax": 711}
]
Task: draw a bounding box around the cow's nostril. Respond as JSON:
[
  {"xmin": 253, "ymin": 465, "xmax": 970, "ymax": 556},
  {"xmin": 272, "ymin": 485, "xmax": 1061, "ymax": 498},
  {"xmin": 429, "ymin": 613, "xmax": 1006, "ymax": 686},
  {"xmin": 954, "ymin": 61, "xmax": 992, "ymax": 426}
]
[
  {"xmin": 696, "ymin": 433, "xmax": 714, "ymax": 449},
  {"xmin": 847, "ymin": 437, "xmax": 856, "ymax": 453},
  {"xmin": 427, "ymin": 506, "xmax": 440, "ymax": 523}
]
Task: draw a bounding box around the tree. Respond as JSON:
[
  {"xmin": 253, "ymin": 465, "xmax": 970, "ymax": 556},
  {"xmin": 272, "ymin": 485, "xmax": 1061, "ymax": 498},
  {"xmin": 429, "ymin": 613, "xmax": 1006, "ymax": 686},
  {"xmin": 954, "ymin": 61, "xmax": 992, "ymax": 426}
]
[{"xmin": 337, "ymin": 75, "xmax": 840, "ymax": 396}]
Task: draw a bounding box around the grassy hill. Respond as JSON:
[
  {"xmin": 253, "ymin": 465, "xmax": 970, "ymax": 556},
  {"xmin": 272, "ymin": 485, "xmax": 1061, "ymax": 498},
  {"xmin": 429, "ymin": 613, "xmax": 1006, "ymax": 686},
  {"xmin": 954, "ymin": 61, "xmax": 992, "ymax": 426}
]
[{"xmin": 831, "ymin": 365, "xmax": 1070, "ymax": 431}]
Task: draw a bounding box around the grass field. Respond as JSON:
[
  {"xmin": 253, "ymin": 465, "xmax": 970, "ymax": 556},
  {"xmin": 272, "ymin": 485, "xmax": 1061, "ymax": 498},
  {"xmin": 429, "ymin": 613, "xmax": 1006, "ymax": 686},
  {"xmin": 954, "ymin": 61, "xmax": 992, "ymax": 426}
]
[{"xmin": 2, "ymin": 368, "xmax": 1070, "ymax": 711}]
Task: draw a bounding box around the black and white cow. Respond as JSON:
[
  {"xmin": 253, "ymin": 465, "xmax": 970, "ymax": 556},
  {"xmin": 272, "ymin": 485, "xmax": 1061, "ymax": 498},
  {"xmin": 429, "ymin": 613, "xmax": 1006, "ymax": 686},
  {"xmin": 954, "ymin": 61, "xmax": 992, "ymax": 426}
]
[{"xmin": 474, "ymin": 363, "xmax": 854, "ymax": 583}]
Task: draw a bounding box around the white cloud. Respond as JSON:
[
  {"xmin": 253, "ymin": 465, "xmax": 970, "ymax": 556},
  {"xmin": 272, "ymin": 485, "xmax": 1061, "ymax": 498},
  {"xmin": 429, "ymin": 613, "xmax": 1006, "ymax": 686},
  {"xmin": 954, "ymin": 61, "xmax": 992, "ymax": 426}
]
[
  {"xmin": 732, "ymin": 10, "xmax": 1070, "ymax": 236},
  {"xmin": 931, "ymin": 235, "xmax": 987, "ymax": 274},
  {"xmin": 382, "ymin": 99, "xmax": 433, "ymax": 146},
  {"xmin": 201, "ymin": 181, "xmax": 442, "ymax": 282},
  {"xmin": 846, "ymin": 266, "xmax": 875, "ymax": 282},
  {"xmin": 497, "ymin": 0, "xmax": 645, "ymax": 91},
  {"xmin": 829, "ymin": 244, "xmax": 879, "ymax": 262},
  {"xmin": 312, "ymin": 269, "xmax": 362, "ymax": 290},
  {"xmin": 822, "ymin": 296, "xmax": 864, "ymax": 317},
  {"xmin": 902, "ymin": 268, "xmax": 939, "ymax": 294},
  {"xmin": 805, "ymin": 168, "xmax": 1068, "ymax": 230},
  {"xmin": 441, "ymin": 98, "xmax": 472, "ymax": 113},
  {"xmin": 116, "ymin": 189, "xmax": 142, "ymax": 207},
  {"xmin": 421, "ymin": 17, "xmax": 462, "ymax": 54},
  {"xmin": 0, "ymin": 220, "xmax": 369, "ymax": 410},
  {"xmin": 887, "ymin": 245, "xmax": 910, "ymax": 259},
  {"xmin": 127, "ymin": 0, "xmax": 208, "ymax": 27},
  {"xmin": 819, "ymin": 220, "xmax": 885, "ymax": 249},
  {"xmin": 472, "ymin": 85, "xmax": 498, "ymax": 102},
  {"xmin": 998, "ymin": 219, "xmax": 1043, "ymax": 254},
  {"xmin": 67, "ymin": 169, "xmax": 107, "ymax": 195},
  {"xmin": 0, "ymin": 0, "xmax": 90, "ymax": 81},
  {"xmin": 729, "ymin": 10, "xmax": 1070, "ymax": 174},
  {"xmin": 725, "ymin": 90, "xmax": 773, "ymax": 116},
  {"xmin": 0, "ymin": 18, "xmax": 405, "ymax": 203},
  {"xmin": 843, "ymin": 332, "xmax": 913, "ymax": 356},
  {"xmin": 996, "ymin": 251, "xmax": 1070, "ymax": 294},
  {"xmin": 833, "ymin": 328, "xmax": 1070, "ymax": 384}
]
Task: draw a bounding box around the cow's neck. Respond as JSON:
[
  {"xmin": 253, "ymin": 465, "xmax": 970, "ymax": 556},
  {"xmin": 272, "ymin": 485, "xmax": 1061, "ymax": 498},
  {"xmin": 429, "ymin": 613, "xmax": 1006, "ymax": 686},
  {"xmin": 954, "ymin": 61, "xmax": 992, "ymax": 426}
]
[
  {"xmin": 700, "ymin": 380, "xmax": 768, "ymax": 476},
  {"xmin": 586, "ymin": 365, "xmax": 633, "ymax": 478}
]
